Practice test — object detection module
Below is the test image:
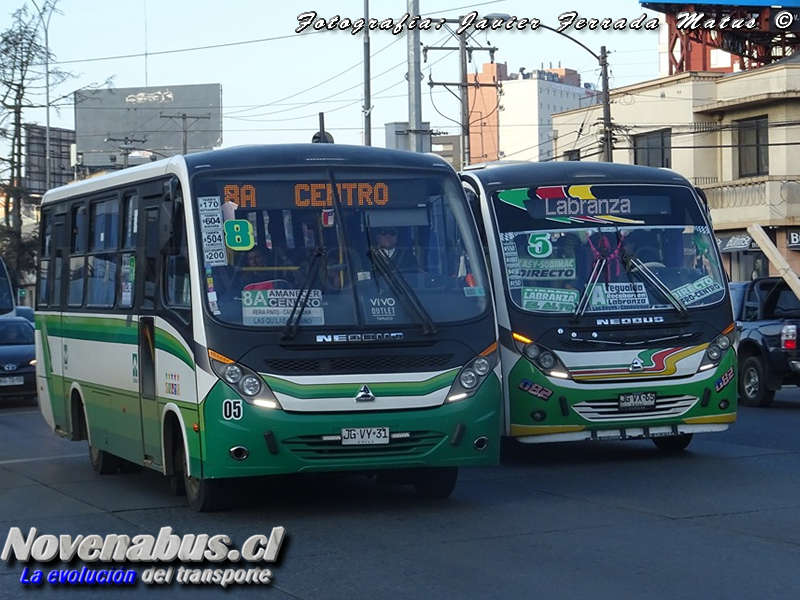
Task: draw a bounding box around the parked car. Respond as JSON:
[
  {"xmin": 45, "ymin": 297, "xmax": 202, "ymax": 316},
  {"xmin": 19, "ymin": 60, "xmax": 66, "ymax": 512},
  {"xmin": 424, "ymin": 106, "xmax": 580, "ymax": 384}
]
[
  {"xmin": 0, "ymin": 317, "xmax": 37, "ymax": 402},
  {"xmin": 16, "ymin": 306, "xmax": 34, "ymax": 324},
  {"xmin": 731, "ymin": 277, "xmax": 800, "ymax": 406}
]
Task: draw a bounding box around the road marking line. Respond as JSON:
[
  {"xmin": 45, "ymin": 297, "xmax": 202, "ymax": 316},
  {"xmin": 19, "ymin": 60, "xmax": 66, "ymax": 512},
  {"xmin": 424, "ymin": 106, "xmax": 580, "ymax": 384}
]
[{"xmin": 0, "ymin": 453, "xmax": 85, "ymax": 465}]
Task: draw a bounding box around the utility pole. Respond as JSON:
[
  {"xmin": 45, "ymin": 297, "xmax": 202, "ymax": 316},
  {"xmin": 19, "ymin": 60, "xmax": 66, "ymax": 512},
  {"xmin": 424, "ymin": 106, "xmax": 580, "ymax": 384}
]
[
  {"xmin": 363, "ymin": 0, "xmax": 372, "ymax": 146},
  {"xmin": 425, "ymin": 18, "xmax": 498, "ymax": 168},
  {"xmin": 599, "ymin": 46, "xmax": 613, "ymax": 163},
  {"xmin": 31, "ymin": 0, "xmax": 53, "ymax": 190},
  {"xmin": 458, "ymin": 29, "xmax": 469, "ymax": 168},
  {"xmin": 160, "ymin": 112, "xmax": 210, "ymax": 154},
  {"xmin": 407, "ymin": 0, "xmax": 423, "ymax": 152}
]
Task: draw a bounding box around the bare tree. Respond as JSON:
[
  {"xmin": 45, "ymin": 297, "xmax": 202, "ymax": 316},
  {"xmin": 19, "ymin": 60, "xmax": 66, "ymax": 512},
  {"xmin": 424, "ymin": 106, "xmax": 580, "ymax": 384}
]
[{"xmin": 0, "ymin": 1, "xmax": 66, "ymax": 291}]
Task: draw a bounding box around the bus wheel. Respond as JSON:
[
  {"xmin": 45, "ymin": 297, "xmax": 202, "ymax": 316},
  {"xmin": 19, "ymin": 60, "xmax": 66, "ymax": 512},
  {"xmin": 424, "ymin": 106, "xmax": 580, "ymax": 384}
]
[
  {"xmin": 413, "ymin": 467, "xmax": 458, "ymax": 498},
  {"xmin": 88, "ymin": 442, "xmax": 121, "ymax": 475},
  {"xmin": 740, "ymin": 356, "xmax": 775, "ymax": 407},
  {"xmin": 175, "ymin": 442, "xmax": 223, "ymax": 512},
  {"xmin": 652, "ymin": 434, "xmax": 693, "ymax": 452},
  {"xmin": 169, "ymin": 443, "xmax": 186, "ymax": 496}
]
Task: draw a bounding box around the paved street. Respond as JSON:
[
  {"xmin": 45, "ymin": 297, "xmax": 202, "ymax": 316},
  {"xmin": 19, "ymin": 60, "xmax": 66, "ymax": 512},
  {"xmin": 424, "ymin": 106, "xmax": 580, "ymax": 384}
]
[{"xmin": 2, "ymin": 391, "xmax": 800, "ymax": 599}]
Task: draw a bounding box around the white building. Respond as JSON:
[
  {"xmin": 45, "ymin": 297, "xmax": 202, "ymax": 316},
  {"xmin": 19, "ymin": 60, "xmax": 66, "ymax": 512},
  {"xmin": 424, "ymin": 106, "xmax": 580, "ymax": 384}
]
[{"xmin": 467, "ymin": 63, "xmax": 596, "ymax": 164}]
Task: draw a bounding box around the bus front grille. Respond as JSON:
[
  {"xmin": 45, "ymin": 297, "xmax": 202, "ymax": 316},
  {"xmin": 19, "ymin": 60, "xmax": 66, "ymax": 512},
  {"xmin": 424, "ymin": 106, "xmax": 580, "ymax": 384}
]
[
  {"xmin": 264, "ymin": 354, "xmax": 453, "ymax": 375},
  {"xmin": 572, "ymin": 395, "xmax": 698, "ymax": 421},
  {"xmin": 561, "ymin": 332, "xmax": 701, "ymax": 350},
  {"xmin": 283, "ymin": 430, "xmax": 445, "ymax": 460}
]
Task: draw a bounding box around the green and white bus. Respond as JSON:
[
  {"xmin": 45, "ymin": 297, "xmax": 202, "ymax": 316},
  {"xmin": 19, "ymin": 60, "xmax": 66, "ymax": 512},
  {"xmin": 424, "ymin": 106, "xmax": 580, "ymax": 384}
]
[
  {"xmin": 461, "ymin": 161, "xmax": 736, "ymax": 452},
  {"xmin": 35, "ymin": 144, "xmax": 500, "ymax": 510}
]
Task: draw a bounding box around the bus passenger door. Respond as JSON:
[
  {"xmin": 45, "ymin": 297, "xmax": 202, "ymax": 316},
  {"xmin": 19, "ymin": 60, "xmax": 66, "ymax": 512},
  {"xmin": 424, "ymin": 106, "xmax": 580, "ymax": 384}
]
[
  {"xmin": 139, "ymin": 315, "xmax": 158, "ymax": 458},
  {"xmin": 139, "ymin": 204, "xmax": 162, "ymax": 465},
  {"xmin": 47, "ymin": 213, "xmax": 70, "ymax": 431}
]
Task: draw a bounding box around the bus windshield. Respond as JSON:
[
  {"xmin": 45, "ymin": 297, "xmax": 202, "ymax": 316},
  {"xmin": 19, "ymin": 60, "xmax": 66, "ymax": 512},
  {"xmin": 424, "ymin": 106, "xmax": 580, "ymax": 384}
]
[
  {"xmin": 193, "ymin": 167, "xmax": 489, "ymax": 329},
  {"xmin": 491, "ymin": 183, "xmax": 726, "ymax": 314}
]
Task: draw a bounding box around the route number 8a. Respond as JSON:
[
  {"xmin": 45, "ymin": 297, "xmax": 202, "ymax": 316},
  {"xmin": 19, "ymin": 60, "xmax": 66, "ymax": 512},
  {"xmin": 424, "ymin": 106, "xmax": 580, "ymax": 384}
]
[{"xmin": 222, "ymin": 399, "xmax": 243, "ymax": 420}]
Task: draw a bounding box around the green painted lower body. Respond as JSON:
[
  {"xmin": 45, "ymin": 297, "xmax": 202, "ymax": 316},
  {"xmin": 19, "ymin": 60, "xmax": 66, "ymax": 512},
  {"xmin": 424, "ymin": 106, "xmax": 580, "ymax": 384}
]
[
  {"xmin": 197, "ymin": 374, "xmax": 501, "ymax": 479},
  {"xmin": 507, "ymin": 353, "xmax": 737, "ymax": 439}
]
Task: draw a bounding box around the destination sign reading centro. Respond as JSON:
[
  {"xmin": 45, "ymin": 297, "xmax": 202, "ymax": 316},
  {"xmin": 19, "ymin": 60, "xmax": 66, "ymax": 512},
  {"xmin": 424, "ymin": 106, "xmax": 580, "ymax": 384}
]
[
  {"xmin": 221, "ymin": 182, "xmax": 392, "ymax": 209},
  {"xmin": 295, "ymin": 183, "xmax": 389, "ymax": 207}
]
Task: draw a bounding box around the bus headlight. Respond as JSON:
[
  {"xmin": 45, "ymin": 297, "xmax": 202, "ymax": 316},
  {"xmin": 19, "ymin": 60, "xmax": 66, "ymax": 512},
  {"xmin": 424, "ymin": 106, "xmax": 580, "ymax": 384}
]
[
  {"xmin": 698, "ymin": 325, "xmax": 736, "ymax": 373},
  {"xmin": 459, "ymin": 369, "xmax": 479, "ymax": 389},
  {"xmin": 222, "ymin": 365, "xmax": 243, "ymax": 384},
  {"xmin": 522, "ymin": 344, "xmax": 540, "ymax": 361},
  {"xmin": 446, "ymin": 343, "xmax": 498, "ymax": 402},
  {"xmin": 241, "ymin": 375, "xmax": 262, "ymax": 397},
  {"xmin": 473, "ymin": 357, "xmax": 491, "ymax": 376},
  {"xmin": 538, "ymin": 352, "xmax": 556, "ymax": 370},
  {"xmin": 209, "ymin": 349, "xmax": 281, "ymax": 409},
  {"xmin": 513, "ymin": 333, "xmax": 571, "ymax": 380}
]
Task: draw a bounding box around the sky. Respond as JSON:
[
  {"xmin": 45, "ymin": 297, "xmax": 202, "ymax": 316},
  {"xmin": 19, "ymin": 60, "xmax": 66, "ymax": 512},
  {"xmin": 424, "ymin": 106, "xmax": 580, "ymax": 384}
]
[{"xmin": 1, "ymin": 0, "xmax": 666, "ymax": 150}]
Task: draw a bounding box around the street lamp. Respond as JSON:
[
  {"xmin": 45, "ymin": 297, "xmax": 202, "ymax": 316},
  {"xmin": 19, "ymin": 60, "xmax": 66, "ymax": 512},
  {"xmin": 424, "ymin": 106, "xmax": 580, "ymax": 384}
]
[
  {"xmin": 30, "ymin": 0, "xmax": 52, "ymax": 190},
  {"xmin": 484, "ymin": 14, "xmax": 613, "ymax": 162}
]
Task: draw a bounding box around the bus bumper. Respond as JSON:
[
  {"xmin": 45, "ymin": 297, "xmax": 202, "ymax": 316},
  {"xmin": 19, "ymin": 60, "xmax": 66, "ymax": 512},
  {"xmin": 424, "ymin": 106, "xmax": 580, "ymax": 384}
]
[
  {"xmin": 195, "ymin": 373, "xmax": 501, "ymax": 479},
  {"xmin": 506, "ymin": 351, "xmax": 737, "ymax": 442}
]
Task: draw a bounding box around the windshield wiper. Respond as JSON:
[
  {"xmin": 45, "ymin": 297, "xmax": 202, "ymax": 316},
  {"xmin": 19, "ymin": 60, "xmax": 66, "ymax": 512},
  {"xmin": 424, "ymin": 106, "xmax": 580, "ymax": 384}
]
[
  {"xmin": 625, "ymin": 256, "xmax": 689, "ymax": 318},
  {"xmin": 572, "ymin": 254, "xmax": 606, "ymax": 321},
  {"xmin": 282, "ymin": 246, "xmax": 325, "ymax": 340},
  {"xmin": 369, "ymin": 246, "xmax": 437, "ymax": 335}
]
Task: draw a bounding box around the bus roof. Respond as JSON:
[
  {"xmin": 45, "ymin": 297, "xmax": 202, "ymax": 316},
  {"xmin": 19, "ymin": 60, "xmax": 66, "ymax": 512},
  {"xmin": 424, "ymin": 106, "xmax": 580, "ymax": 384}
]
[
  {"xmin": 461, "ymin": 161, "xmax": 694, "ymax": 189},
  {"xmin": 41, "ymin": 144, "xmax": 456, "ymax": 206}
]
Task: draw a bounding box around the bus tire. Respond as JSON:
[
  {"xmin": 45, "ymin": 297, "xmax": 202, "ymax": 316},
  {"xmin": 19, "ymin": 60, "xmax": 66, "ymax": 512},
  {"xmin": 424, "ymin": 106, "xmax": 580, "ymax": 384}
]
[
  {"xmin": 84, "ymin": 409, "xmax": 121, "ymax": 475},
  {"xmin": 169, "ymin": 442, "xmax": 186, "ymax": 496},
  {"xmin": 89, "ymin": 442, "xmax": 121, "ymax": 475},
  {"xmin": 652, "ymin": 434, "xmax": 693, "ymax": 452},
  {"xmin": 739, "ymin": 356, "xmax": 775, "ymax": 407},
  {"xmin": 175, "ymin": 441, "xmax": 224, "ymax": 512},
  {"xmin": 413, "ymin": 467, "xmax": 458, "ymax": 499}
]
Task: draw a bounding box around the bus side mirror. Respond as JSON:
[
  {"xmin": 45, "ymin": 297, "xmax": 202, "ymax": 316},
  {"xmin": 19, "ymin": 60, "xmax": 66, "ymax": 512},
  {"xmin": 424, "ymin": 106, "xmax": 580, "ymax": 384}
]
[{"xmin": 159, "ymin": 178, "xmax": 183, "ymax": 255}]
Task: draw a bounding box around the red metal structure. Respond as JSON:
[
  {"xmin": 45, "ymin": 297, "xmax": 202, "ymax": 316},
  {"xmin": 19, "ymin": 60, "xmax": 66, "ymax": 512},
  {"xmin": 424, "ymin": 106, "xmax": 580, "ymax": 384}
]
[{"xmin": 642, "ymin": 2, "xmax": 800, "ymax": 74}]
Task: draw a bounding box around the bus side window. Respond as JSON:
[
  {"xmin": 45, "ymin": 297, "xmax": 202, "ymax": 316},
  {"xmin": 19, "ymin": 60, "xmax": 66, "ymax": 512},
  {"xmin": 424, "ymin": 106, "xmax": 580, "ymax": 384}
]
[
  {"xmin": 68, "ymin": 204, "xmax": 87, "ymax": 307},
  {"xmin": 119, "ymin": 193, "xmax": 138, "ymax": 309},
  {"xmin": 165, "ymin": 191, "xmax": 191, "ymax": 315}
]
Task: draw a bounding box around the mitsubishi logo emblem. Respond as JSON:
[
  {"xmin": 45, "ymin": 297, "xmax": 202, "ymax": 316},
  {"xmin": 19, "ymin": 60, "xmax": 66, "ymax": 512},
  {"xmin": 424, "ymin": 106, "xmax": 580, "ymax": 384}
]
[
  {"xmin": 629, "ymin": 358, "xmax": 644, "ymax": 372},
  {"xmin": 355, "ymin": 385, "xmax": 376, "ymax": 402}
]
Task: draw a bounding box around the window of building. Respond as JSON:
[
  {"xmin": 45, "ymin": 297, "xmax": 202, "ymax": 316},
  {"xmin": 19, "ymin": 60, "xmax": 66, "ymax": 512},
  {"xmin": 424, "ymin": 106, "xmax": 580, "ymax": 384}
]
[
  {"xmin": 564, "ymin": 149, "xmax": 581, "ymax": 161},
  {"xmin": 633, "ymin": 129, "xmax": 671, "ymax": 168},
  {"xmin": 737, "ymin": 116, "xmax": 769, "ymax": 177}
]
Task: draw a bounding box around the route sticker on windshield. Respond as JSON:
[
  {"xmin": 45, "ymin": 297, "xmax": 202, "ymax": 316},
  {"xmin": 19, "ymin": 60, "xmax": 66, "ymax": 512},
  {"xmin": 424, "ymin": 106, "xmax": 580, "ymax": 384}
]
[
  {"xmin": 521, "ymin": 287, "xmax": 579, "ymax": 312},
  {"xmin": 526, "ymin": 233, "xmax": 553, "ymax": 258},
  {"xmin": 671, "ymin": 276, "xmax": 723, "ymax": 305},
  {"xmin": 590, "ymin": 282, "xmax": 650, "ymax": 311},
  {"xmin": 518, "ymin": 258, "xmax": 576, "ymax": 280},
  {"xmin": 198, "ymin": 196, "xmax": 227, "ymax": 266},
  {"xmin": 241, "ymin": 289, "xmax": 324, "ymax": 326}
]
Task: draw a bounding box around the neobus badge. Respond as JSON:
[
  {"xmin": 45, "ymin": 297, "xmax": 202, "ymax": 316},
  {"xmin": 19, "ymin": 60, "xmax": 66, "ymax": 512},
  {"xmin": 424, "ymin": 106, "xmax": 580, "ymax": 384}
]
[{"xmin": 315, "ymin": 333, "xmax": 403, "ymax": 343}]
